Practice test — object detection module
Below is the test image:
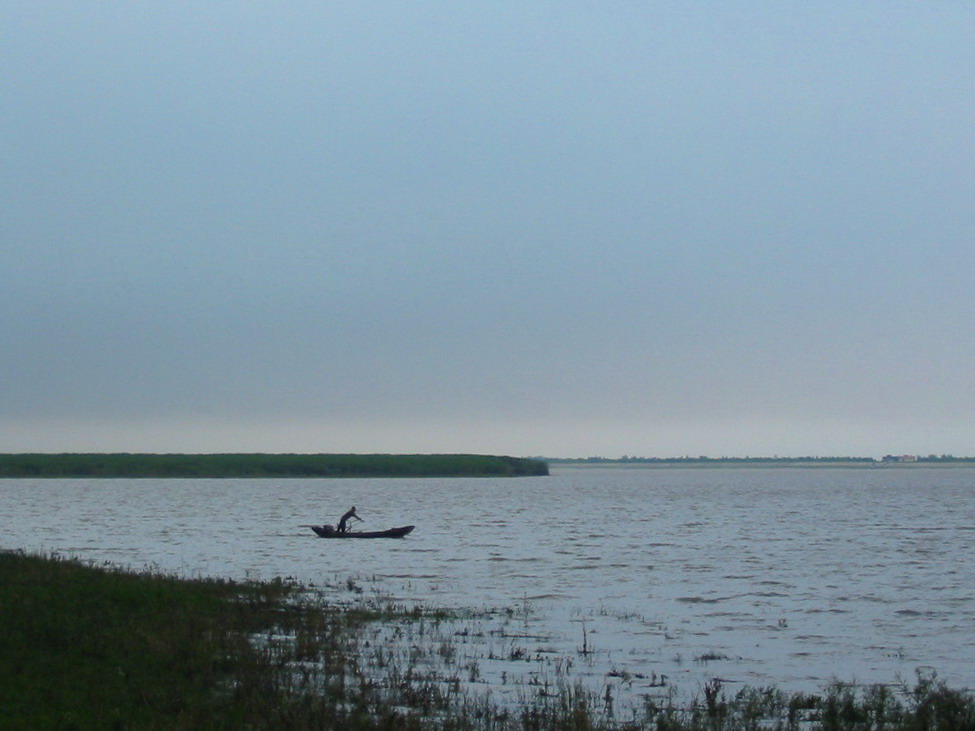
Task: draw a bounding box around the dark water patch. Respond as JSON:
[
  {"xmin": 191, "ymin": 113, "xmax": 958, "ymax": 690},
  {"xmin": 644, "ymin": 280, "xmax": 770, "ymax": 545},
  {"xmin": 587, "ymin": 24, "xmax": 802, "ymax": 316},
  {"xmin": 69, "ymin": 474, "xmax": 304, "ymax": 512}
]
[
  {"xmin": 852, "ymin": 594, "xmax": 894, "ymax": 603},
  {"xmin": 683, "ymin": 564, "xmax": 716, "ymax": 572},
  {"xmin": 485, "ymin": 556, "xmax": 545, "ymax": 563},
  {"xmin": 802, "ymin": 608, "xmax": 852, "ymax": 614},
  {"xmin": 702, "ymin": 610, "xmax": 751, "ymax": 618},
  {"xmin": 904, "ymin": 525, "xmax": 975, "ymax": 533},
  {"xmin": 895, "ymin": 608, "xmax": 945, "ymax": 618},
  {"xmin": 676, "ymin": 595, "xmax": 738, "ymax": 604}
]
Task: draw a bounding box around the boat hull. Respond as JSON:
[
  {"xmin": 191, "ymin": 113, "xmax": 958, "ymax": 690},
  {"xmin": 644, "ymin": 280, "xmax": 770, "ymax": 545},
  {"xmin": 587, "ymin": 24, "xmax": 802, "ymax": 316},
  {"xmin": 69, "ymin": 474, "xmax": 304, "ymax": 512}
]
[{"xmin": 309, "ymin": 524, "xmax": 415, "ymax": 539}]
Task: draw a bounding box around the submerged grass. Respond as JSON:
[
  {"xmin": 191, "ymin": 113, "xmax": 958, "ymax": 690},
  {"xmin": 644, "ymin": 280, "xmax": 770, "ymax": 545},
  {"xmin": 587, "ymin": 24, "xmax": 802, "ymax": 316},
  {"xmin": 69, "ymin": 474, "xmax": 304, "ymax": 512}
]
[{"xmin": 2, "ymin": 550, "xmax": 973, "ymax": 730}]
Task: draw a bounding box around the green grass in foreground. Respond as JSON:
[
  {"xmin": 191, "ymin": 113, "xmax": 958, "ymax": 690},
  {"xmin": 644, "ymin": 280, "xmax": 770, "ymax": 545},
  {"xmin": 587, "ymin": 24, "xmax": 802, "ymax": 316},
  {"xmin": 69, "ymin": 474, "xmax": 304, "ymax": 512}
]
[
  {"xmin": 2, "ymin": 551, "xmax": 974, "ymax": 730},
  {"xmin": 0, "ymin": 453, "xmax": 549, "ymax": 478}
]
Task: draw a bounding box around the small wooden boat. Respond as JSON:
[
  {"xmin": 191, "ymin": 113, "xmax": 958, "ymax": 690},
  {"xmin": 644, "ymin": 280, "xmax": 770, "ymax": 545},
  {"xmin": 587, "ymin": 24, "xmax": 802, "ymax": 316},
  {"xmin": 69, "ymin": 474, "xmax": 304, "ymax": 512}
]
[{"xmin": 304, "ymin": 524, "xmax": 415, "ymax": 539}]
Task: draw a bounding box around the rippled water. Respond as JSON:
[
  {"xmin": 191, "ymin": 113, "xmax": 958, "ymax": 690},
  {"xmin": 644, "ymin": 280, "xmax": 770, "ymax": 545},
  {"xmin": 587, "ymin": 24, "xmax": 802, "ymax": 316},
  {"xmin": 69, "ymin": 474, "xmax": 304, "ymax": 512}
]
[{"xmin": 3, "ymin": 466, "xmax": 973, "ymax": 702}]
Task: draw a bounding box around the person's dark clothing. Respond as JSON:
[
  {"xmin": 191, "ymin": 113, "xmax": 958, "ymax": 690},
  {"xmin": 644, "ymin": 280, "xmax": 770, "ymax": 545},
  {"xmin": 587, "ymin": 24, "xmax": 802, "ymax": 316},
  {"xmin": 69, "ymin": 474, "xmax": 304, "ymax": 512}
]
[{"xmin": 338, "ymin": 507, "xmax": 362, "ymax": 533}]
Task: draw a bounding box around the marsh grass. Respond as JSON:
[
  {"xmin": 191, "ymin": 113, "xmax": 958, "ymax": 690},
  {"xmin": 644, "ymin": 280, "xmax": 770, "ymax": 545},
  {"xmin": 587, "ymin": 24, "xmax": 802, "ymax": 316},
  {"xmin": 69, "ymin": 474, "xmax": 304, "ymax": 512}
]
[{"xmin": 2, "ymin": 550, "xmax": 973, "ymax": 730}]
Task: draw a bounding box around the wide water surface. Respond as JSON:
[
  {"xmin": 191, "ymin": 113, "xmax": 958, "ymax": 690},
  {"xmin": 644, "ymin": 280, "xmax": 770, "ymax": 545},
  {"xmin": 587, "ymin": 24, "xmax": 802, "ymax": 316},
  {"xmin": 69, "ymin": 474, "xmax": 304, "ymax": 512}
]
[{"xmin": 3, "ymin": 466, "xmax": 973, "ymax": 704}]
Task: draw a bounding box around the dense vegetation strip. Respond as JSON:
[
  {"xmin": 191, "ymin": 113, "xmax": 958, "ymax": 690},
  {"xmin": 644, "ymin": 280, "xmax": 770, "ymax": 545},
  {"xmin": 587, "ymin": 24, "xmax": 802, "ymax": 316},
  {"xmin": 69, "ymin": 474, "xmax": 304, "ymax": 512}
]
[
  {"xmin": 0, "ymin": 453, "xmax": 548, "ymax": 478},
  {"xmin": 2, "ymin": 551, "xmax": 974, "ymax": 730}
]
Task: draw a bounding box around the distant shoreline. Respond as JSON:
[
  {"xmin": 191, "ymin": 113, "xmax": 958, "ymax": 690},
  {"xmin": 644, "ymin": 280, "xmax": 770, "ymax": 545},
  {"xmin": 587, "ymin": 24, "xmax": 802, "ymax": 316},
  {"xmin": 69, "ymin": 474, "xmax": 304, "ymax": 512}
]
[
  {"xmin": 547, "ymin": 458, "xmax": 975, "ymax": 469},
  {"xmin": 0, "ymin": 453, "xmax": 549, "ymax": 478}
]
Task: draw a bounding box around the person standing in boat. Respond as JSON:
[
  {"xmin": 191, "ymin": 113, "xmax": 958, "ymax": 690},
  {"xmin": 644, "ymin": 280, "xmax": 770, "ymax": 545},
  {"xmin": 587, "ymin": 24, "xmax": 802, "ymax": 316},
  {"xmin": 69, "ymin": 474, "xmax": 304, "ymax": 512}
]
[{"xmin": 337, "ymin": 506, "xmax": 363, "ymax": 533}]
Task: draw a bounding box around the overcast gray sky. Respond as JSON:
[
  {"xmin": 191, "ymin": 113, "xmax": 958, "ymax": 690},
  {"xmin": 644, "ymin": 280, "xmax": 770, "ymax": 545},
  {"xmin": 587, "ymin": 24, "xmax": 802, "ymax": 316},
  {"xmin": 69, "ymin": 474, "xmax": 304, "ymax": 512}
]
[{"xmin": 2, "ymin": 2, "xmax": 973, "ymax": 458}]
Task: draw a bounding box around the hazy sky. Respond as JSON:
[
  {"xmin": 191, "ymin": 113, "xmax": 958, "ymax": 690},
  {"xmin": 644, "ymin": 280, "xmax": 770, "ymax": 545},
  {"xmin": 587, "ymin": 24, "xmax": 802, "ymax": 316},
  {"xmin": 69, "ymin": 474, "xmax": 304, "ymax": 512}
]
[{"xmin": 3, "ymin": 2, "xmax": 974, "ymax": 458}]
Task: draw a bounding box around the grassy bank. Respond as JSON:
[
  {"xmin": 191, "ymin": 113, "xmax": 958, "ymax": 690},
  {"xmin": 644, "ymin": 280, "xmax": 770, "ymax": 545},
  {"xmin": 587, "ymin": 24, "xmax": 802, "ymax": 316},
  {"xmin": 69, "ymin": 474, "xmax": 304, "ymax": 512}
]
[
  {"xmin": 0, "ymin": 453, "xmax": 549, "ymax": 479},
  {"xmin": 2, "ymin": 551, "xmax": 973, "ymax": 730}
]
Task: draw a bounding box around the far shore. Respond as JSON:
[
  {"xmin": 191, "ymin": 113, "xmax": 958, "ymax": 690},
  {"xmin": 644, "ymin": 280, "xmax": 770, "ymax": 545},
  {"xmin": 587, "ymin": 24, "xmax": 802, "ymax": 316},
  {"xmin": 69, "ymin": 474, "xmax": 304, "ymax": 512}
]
[
  {"xmin": 0, "ymin": 453, "xmax": 549, "ymax": 479},
  {"xmin": 548, "ymin": 459, "xmax": 975, "ymax": 469}
]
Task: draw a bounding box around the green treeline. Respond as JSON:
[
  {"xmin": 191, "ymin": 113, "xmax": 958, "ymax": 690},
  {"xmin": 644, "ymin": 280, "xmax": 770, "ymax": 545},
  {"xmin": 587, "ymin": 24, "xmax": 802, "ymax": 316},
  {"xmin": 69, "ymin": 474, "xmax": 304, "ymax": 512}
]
[{"xmin": 0, "ymin": 453, "xmax": 549, "ymax": 478}]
